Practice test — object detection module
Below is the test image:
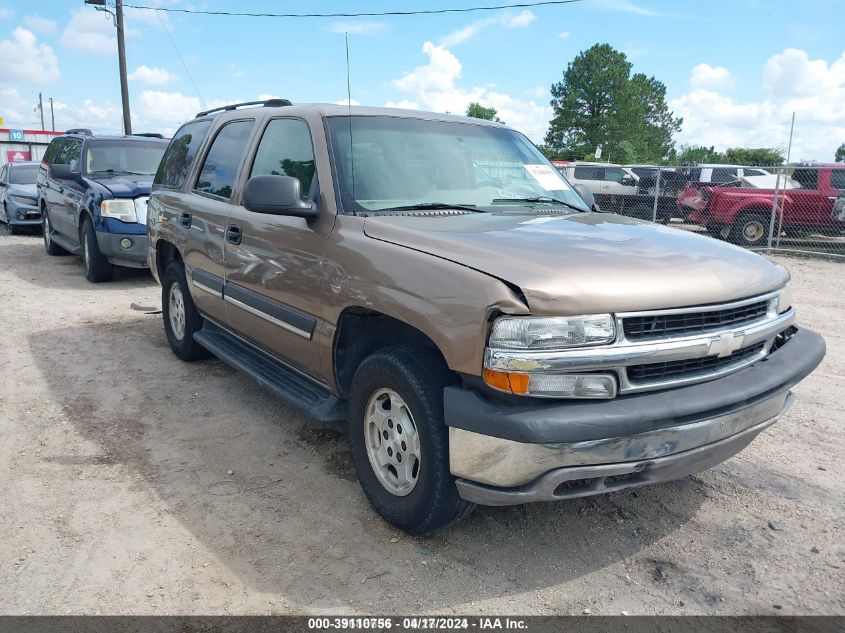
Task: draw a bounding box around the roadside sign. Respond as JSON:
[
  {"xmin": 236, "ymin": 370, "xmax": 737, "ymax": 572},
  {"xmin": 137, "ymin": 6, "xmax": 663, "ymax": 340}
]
[
  {"xmin": 0, "ymin": 116, "xmax": 5, "ymax": 126},
  {"xmin": 9, "ymin": 129, "xmax": 24, "ymax": 142},
  {"xmin": 6, "ymin": 150, "xmax": 31, "ymax": 163}
]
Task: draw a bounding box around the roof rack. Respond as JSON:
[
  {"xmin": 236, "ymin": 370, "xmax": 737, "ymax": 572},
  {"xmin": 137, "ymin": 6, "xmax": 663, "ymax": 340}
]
[
  {"xmin": 195, "ymin": 98, "xmax": 292, "ymax": 118},
  {"xmin": 66, "ymin": 128, "xmax": 93, "ymax": 135},
  {"xmin": 131, "ymin": 132, "xmax": 165, "ymax": 138}
]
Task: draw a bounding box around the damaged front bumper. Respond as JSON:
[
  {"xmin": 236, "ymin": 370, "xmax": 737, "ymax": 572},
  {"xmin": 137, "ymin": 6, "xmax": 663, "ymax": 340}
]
[{"xmin": 446, "ymin": 326, "xmax": 825, "ymax": 505}]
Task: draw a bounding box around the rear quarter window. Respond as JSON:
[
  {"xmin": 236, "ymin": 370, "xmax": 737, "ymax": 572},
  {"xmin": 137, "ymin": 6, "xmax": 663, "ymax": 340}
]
[
  {"xmin": 154, "ymin": 119, "xmax": 212, "ymax": 188},
  {"xmin": 829, "ymin": 169, "xmax": 845, "ymax": 190}
]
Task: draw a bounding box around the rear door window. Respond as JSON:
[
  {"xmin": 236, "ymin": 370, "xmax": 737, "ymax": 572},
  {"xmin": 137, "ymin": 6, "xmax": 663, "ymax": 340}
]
[
  {"xmin": 711, "ymin": 168, "xmax": 738, "ymax": 183},
  {"xmin": 154, "ymin": 119, "xmax": 212, "ymax": 188},
  {"xmin": 604, "ymin": 167, "xmax": 626, "ymax": 183},
  {"xmin": 42, "ymin": 138, "xmax": 64, "ymax": 166},
  {"xmin": 573, "ymin": 166, "xmax": 602, "ymax": 180},
  {"xmin": 792, "ymin": 168, "xmax": 819, "ymax": 189},
  {"xmin": 194, "ymin": 119, "xmax": 255, "ymax": 200}
]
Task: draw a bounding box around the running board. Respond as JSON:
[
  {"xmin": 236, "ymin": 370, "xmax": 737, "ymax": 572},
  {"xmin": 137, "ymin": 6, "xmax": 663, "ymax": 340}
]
[
  {"xmin": 50, "ymin": 232, "xmax": 81, "ymax": 255},
  {"xmin": 194, "ymin": 322, "xmax": 346, "ymax": 423}
]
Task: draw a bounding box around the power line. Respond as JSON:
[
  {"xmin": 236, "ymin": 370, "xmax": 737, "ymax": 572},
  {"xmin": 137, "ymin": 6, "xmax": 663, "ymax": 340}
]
[
  {"xmin": 123, "ymin": 0, "xmax": 586, "ymax": 19},
  {"xmin": 150, "ymin": 1, "xmax": 206, "ymax": 108}
]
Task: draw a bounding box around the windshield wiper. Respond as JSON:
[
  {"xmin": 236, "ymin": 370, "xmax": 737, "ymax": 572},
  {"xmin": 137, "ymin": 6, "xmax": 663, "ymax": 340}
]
[
  {"xmin": 93, "ymin": 169, "xmax": 151, "ymax": 176},
  {"xmin": 374, "ymin": 202, "xmax": 484, "ymax": 213},
  {"xmin": 492, "ymin": 196, "xmax": 587, "ymax": 213}
]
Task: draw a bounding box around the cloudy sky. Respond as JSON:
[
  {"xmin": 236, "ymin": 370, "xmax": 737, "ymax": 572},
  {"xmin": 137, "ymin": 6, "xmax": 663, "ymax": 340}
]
[{"xmin": 0, "ymin": 0, "xmax": 843, "ymax": 161}]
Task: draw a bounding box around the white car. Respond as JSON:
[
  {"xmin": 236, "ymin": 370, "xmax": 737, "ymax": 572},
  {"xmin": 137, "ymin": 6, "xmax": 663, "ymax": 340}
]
[
  {"xmin": 557, "ymin": 162, "xmax": 639, "ymax": 196},
  {"xmin": 678, "ymin": 164, "xmax": 770, "ymax": 185}
]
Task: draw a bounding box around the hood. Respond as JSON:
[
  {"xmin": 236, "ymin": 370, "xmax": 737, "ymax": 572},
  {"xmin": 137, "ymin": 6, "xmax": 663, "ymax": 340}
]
[
  {"xmin": 90, "ymin": 175, "xmax": 153, "ymax": 198},
  {"xmin": 9, "ymin": 183, "xmax": 37, "ymax": 197},
  {"xmin": 363, "ymin": 211, "xmax": 789, "ymax": 314}
]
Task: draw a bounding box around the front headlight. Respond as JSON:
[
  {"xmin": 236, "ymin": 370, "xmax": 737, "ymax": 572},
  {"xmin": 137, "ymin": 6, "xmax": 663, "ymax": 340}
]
[
  {"xmin": 488, "ymin": 314, "xmax": 616, "ymax": 350},
  {"xmin": 100, "ymin": 199, "xmax": 137, "ymax": 223},
  {"xmin": 10, "ymin": 194, "xmax": 37, "ymax": 205},
  {"xmin": 776, "ymin": 284, "xmax": 794, "ymax": 315}
]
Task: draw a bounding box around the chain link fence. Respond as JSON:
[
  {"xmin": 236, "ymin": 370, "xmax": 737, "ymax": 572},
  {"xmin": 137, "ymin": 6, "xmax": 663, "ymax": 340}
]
[{"xmin": 553, "ymin": 161, "xmax": 845, "ymax": 258}]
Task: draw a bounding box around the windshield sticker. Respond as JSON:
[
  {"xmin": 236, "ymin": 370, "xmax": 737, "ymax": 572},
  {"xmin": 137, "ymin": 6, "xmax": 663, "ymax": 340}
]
[{"xmin": 524, "ymin": 164, "xmax": 570, "ymax": 191}]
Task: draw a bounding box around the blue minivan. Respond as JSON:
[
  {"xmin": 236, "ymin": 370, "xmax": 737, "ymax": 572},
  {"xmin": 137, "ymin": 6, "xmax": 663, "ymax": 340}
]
[{"xmin": 37, "ymin": 131, "xmax": 168, "ymax": 282}]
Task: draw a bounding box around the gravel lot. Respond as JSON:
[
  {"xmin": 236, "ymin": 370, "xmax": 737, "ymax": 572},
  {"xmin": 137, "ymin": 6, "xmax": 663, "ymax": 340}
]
[{"xmin": 1, "ymin": 225, "xmax": 843, "ymax": 616}]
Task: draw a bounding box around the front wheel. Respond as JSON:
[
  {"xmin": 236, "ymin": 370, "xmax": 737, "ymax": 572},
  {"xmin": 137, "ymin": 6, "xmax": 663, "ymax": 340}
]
[
  {"xmin": 81, "ymin": 218, "xmax": 114, "ymax": 282},
  {"xmin": 347, "ymin": 345, "xmax": 475, "ymax": 534},
  {"xmin": 729, "ymin": 213, "xmax": 770, "ymax": 248}
]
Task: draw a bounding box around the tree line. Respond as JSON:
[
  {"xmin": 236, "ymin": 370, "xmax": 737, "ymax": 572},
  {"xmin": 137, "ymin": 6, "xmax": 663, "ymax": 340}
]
[{"xmin": 465, "ymin": 43, "xmax": 839, "ymax": 166}]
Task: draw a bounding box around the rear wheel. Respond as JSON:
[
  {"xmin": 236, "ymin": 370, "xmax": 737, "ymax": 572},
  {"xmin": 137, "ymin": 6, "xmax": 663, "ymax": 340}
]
[
  {"xmin": 161, "ymin": 260, "xmax": 209, "ymax": 361},
  {"xmin": 347, "ymin": 345, "xmax": 475, "ymax": 534},
  {"xmin": 81, "ymin": 218, "xmax": 114, "ymax": 282},
  {"xmin": 42, "ymin": 211, "xmax": 68, "ymax": 255},
  {"xmin": 729, "ymin": 212, "xmax": 770, "ymax": 248}
]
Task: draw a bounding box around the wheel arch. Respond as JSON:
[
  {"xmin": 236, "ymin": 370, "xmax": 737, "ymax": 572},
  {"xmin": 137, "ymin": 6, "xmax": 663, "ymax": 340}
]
[
  {"xmin": 155, "ymin": 239, "xmax": 182, "ymax": 280},
  {"xmin": 333, "ymin": 307, "xmax": 453, "ymax": 399}
]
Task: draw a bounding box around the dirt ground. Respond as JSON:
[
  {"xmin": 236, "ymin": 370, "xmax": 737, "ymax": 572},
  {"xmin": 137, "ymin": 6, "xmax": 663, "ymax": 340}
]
[{"xmin": 0, "ymin": 225, "xmax": 843, "ymax": 616}]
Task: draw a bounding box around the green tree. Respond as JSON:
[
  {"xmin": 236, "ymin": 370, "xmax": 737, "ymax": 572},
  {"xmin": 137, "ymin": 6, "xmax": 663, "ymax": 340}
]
[
  {"xmin": 722, "ymin": 147, "xmax": 784, "ymax": 166},
  {"xmin": 466, "ymin": 102, "xmax": 503, "ymax": 123},
  {"xmin": 673, "ymin": 145, "xmax": 785, "ymax": 166},
  {"xmin": 836, "ymin": 143, "xmax": 845, "ymax": 163},
  {"xmin": 544, "ymin": 43, "xmax": 681, "ymax": 163}
]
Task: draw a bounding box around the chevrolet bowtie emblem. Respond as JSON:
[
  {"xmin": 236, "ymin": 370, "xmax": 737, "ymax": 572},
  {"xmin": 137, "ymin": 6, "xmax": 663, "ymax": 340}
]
[{"xmin": 707, "ymin": 332, "xmax": 746, "ymax": 358}]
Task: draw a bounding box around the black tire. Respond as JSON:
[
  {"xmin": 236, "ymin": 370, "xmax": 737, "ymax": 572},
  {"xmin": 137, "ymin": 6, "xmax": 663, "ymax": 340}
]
[
  {"xmin": 347, "ymin": 345, "xmax": 475, "ymax": 534},
  {"xmin": 42, "ymin": 210, "xmax": 69, "ymax": 256},
  {"xmin": 80, "ymin": 217, "xmax": 114, "ymax": 282},
  {"xmin": 161, "ymin": 260, "xmax": 209, "ymax": 361},
  {"xmin": 8, "ymin": 223, "xmax": 20, "ymax": 235},
  {"xmin": 729, "ymin": 212, "xmax": 770, "ymax": 248}
]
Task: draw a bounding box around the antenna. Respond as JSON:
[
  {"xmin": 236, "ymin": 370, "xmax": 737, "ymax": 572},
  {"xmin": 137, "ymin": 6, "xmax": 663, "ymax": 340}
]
[{"xmin": 345, "ymin": 32, "xmax": 356, "ymax": 213}]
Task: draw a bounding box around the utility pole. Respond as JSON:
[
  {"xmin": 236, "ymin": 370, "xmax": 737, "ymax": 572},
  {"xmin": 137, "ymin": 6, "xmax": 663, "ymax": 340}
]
[
  {"xmin": 115, "ymin": 0, "xmax": 132, "ymax": 134},
  {"xmin": 37, "ymin": 92, "xmax": 45, "ymax": 130},
  {"xmin": 84, "ymin": 0, "xmax": 131, "ymax": 134},
  {"xmin": 49, "ymin": 97, "xmax": 55, "ymax": 131}
]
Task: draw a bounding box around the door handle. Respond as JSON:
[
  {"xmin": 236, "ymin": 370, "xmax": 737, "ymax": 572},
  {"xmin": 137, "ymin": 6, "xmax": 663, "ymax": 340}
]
[
  {"xmin": 179, "ymin": 212, "xmax": 192, "ymax": 228},
  {"xmin": 226, "ymin": 224, "xmax": 242, "ymax": 245}
]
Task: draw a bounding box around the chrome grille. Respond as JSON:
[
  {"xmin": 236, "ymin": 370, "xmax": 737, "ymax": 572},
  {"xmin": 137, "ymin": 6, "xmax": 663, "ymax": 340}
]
[
  {"xmin": 627, "ymin": 342, "xmax": 766, "ymax": 384},
  {"xmin": 623, "ymin": 299, "xmax": 770, "ymax": 340}
]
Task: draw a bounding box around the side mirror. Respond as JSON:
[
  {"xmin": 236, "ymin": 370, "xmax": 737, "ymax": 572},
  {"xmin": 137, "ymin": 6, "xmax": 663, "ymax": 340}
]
[
  {"xmin": 242, "ymin": 175, "xmax": 318, "ymax": 220},
  {"xmin": 621, "ymin": 175, "xmax": 637, "ymax": 186},
  {"xmin": 574, "ymin": 183, "xmax": 595, "ymax": 209},
  {"xmin": 50, "ymin": 164, "xmax": 79, "ymax": 181}
]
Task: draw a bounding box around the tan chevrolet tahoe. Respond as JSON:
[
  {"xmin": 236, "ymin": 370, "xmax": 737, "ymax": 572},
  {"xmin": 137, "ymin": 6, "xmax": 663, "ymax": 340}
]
[{"xmin": 147, "ymin": 99, "xmax": 825, "ymax": 534}]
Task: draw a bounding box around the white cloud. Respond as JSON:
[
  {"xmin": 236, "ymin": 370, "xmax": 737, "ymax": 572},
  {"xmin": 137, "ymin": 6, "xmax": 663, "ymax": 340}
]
[
  {"xmin": 61, "ymin": 9, "xmax": 117, "ymax": 54},
  {"xmin": 128, "ymin": 65, "xmax": 178, "ymax": 85},
  {"xmin": 385, "ymin": 100, "xmax": 420, "ymax": 110},
  {"xmin": 671, "ymin": 49, "xmax": 845, "ymax": 161},
  {"xmin": 690, "ymin": 63, "xmax": 733, "ymax": 90},
  {"xmin": 391, "ymin": 41, "xmax": 550, "ymax": 141},
  {"xmin": 23, "ymin": 14, "xmax": 57, "ymax": 35},
  {"xmin": 440, "ymin": 10, "xmax": 536, "ymax": 47},
  {"xmin": 227, "ymin": 63, "xmax": 245, "ymax": 79},
  {"xmin": 558, "ymin": 30, "xmax": 571, "ymax": 39},
  {"xmin": 334, "ymin": 98, "xmax": 361, "ymax": 106},
  {"xmin": 0, "ymin": 7, "xmax": 13, "ymax": 20},
  {"xmin": 329, "ymin": 21, "xmax": 389, "ymax": 36},
  {"xmin": 0, "ymin": 28, "xmax": 60, "ymax": 84},
  {"xmin": 527, "ymin": 85, "xmax": 547, "ymax": 98},
  {"xmin": 591, "ymin": 0, "xmax": 662, "ymax": 15}
]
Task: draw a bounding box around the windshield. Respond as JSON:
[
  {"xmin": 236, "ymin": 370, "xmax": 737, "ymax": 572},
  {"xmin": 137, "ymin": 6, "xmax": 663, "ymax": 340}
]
[
  {"xmin": 326, "ymin": 116, "xmax": 588, "ymax": 213},
  {"xmin": 9, "ymin": 165, "xmax": 38, "ymax": 184},
  {"xmin": 85, "ymin": 141, "xmax": 167, "ymax": 176}
]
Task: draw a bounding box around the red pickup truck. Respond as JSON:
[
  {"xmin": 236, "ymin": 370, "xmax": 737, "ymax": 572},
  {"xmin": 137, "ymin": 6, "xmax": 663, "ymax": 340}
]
[{"xmin": 682, "ymin": 164, "xmax": 845, "ymax": 247}]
